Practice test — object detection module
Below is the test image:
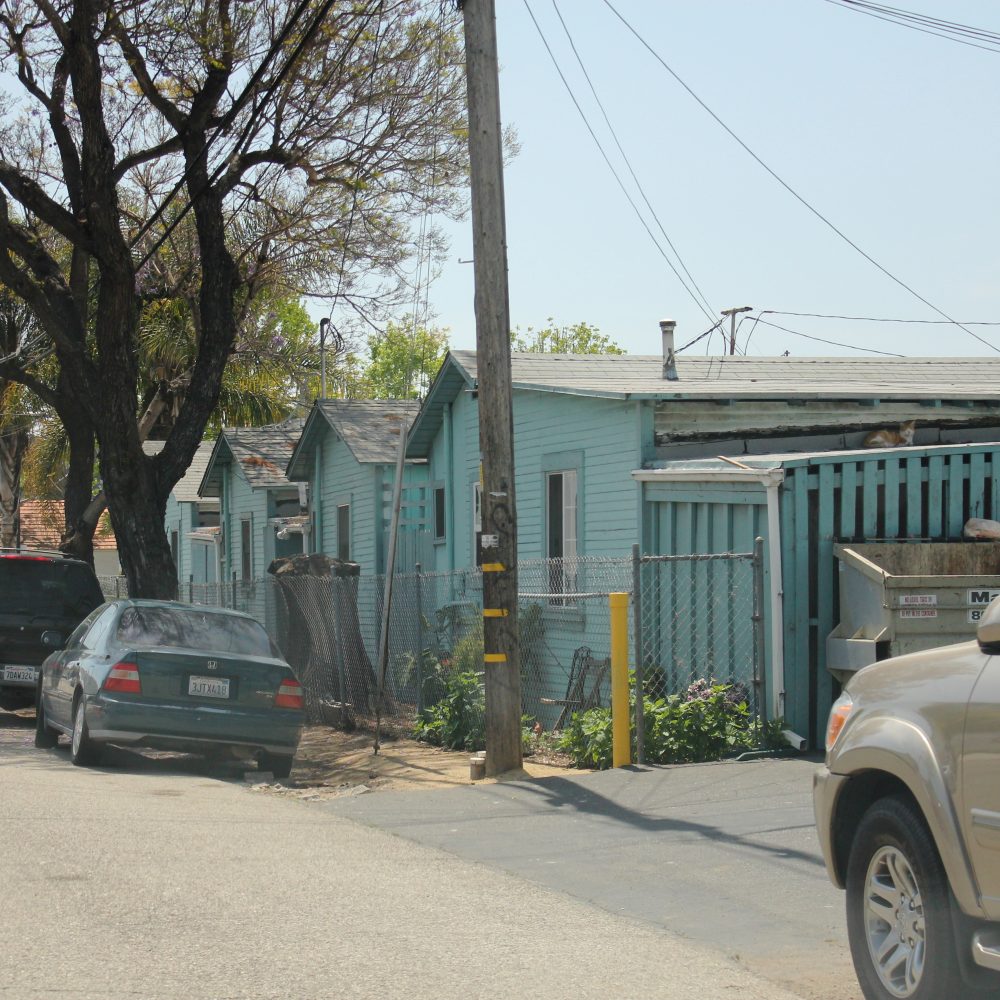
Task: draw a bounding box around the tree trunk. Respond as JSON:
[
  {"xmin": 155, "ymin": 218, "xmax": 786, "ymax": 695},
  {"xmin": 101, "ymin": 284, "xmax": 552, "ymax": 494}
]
[
  {"xmin": 0, "ymin": 425, "xmax": 27, "ymax": 548},
  {"xmin": 59, "ymin": 383, "xmax": 97, "ymax": 567}
]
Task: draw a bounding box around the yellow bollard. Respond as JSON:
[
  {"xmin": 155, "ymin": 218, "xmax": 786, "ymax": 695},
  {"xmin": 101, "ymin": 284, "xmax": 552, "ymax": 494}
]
[{"xmin": 610, "ymin": 592, "xmax": 631, "ymax": 767}]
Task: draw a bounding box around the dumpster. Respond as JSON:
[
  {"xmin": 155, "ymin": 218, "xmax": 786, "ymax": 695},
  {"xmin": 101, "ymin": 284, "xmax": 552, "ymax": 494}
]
[{"xmin": 826, "ymin": 542, "xmax": 1000, "ymax": 682}]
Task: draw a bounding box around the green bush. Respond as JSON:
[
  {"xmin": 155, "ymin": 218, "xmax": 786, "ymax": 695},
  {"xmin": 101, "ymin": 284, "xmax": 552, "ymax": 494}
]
[
  {"xmin": 557, "ymin": 676, "xmax": 775, "ymax": 769},
  {"xmin": 412, "ymin": 670, "xmax": 485, "ymax": 751}
]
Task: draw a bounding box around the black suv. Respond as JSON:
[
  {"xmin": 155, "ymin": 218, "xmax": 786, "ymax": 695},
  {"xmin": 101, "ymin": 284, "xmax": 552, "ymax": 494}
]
[{"xmin": 0, "ymin": 550, "xmax": 105, "ymax": 711}]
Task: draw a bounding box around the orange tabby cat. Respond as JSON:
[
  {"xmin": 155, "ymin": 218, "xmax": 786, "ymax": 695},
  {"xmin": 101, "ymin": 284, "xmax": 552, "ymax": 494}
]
[{"xmin": 863, "ymin": 419, "xmax": 916, "ymax": 448}]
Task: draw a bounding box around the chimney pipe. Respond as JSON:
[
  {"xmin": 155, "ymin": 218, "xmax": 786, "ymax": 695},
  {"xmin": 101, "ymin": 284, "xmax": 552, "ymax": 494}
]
[{"xmin": 660, "ymin": 319, "xmax": 678, "ymax": 381}]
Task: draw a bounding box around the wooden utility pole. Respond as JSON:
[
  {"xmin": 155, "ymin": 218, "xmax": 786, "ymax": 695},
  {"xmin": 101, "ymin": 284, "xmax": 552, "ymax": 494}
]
[
  {"xmin": 459, "ymin": 0, "xmax": 522, "ymax": 776},
  {"xmin": 721, "ymin": 305, "xmax": 753, "ymax": 355}
]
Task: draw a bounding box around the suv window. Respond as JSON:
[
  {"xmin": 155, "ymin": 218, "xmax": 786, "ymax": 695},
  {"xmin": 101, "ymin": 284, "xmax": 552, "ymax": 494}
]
[{"xmin": 0, "ymin": 557, "xmax": 104, "ymax": 620}]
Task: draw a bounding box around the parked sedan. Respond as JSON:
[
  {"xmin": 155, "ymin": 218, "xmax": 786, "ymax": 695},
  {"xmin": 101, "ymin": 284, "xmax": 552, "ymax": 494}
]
[{"xmin": 34, "ymin": 600, "xmax": 304, "ymax": 778}]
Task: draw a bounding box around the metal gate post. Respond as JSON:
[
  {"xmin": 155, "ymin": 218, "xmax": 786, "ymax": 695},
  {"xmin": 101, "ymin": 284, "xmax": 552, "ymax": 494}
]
[
  {"xmin": 752, "ymin": 537, "xmax": 766, "ymax": 724},
  {"xmin": 632, "ymin": 543, "xmax": 645, "ymax": 765},
  {"xmin": 415, "ymin": 563, "xmax": 424, "ymax": 714}
]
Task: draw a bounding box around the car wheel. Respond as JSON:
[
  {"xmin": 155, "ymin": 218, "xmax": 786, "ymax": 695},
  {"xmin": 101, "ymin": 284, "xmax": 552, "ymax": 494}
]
[
  {"xmin": 259, "ymin": 752, "xmax": 294, "ymax": 780},
  {"xmin": 846, "ymin": 795, "xmax": 960, "ymax": 1000},
  {"xmin": 34, "ymin": 684, "xmax": 58, "ymax": 749},
  {"xmin": 70, "ymin": 694, "xmax": 102, "ymax": 767}
]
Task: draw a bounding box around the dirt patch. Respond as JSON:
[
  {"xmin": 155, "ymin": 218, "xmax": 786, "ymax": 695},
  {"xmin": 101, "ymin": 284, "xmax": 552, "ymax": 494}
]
[{"xmin": 253, "ymin": 725, "xmax": 582, "ymax": 800}]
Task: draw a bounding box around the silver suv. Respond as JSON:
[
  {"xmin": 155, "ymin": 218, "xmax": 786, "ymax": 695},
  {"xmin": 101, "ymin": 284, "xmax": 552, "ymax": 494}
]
[{"xmin": 814, "ymin": 597, "xmax": 1000, "ymax": 1000}]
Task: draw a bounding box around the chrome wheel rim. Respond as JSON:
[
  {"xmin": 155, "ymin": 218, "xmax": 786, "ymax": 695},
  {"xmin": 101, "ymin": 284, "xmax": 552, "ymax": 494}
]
[
  {"xmin": 72, "ymin": 702, "xmax": 83, "ymax": 757},
  {"xmin": 864, "ymin": 845, "xmax": 925, "ymax": 997}
]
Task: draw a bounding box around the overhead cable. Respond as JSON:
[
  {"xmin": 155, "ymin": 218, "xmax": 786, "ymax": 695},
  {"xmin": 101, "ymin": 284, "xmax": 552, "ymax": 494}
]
[
  {"xmin": 523, "ymin": 0, "xmax": 717, "ymax": 325},
  {"xmin": 602, "ymin": 0, "xmax": 1000, "ymax": 354}
]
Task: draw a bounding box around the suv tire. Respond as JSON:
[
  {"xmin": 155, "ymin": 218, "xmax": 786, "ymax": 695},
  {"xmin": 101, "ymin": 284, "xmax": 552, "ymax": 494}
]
[{"xmin": 846, "ymin": 795, "xmax": 959, "ymax": 1000}]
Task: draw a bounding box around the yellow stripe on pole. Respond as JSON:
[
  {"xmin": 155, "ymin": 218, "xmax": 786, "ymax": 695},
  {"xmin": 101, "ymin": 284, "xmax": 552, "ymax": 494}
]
[
  {"xmin": 610, "ymin": 592, "xmax": 631, "ymax": 767},
  {"xmin": 484, "ymin": 653, "xmax": 508, "ymax": 663},
  {"xmin": 482, "ymin": 608, "xmax": 508, "ymax": 618},
  {"xmin": 481, "ymin": 562, "xmax": 505, "ymax": 572}
]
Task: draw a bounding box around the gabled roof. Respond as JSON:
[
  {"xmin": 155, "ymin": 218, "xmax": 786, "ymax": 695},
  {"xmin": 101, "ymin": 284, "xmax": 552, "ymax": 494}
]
[
  {"xmin": 200, "ymin": 417, "xmax": 306, "ymax": 496},
  {"xmin": 286, "ymin": 399, "xmax": 419, "ymax": 481},
  {"xmin": 405, "ymin": 350, "xmax": 1000, "ymax": 456},
  {"xmin": 142, "ymin": 439, "xmax": 218, "ymax": 505},
  {"xmin": 18, "ymin": 500, "xmax": 117, "ymax": 550}
]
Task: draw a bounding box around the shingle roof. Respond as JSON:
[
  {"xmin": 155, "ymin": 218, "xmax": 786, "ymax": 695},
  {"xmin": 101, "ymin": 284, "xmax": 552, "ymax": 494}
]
[
  {"xmin": 286, "ymin": 400, "xmax": 419, "ymax": 480},
  {"xmin": 316, "ymin": 399, "xmax": 419, "ymax": 463},
  {"xmin": 450, "ymin": 350, "xmax": 1000, "ymax": 400},
  {"xmin": 221, "ymin": 417, "xmax": 306, "ymax": 489},
  {"xmin": 18, "ymin": 500, "xmax": 117, "ymax": 550}
]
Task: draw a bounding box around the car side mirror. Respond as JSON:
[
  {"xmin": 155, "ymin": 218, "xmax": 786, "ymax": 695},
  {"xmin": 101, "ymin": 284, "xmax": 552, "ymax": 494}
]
[
  {"xmin": 977, "ymin": 596, "xmax": 1000, "ymax": 653},
  {"xmin": 40, "ymin": 630, "xmax": 64, "ymax": 650}
]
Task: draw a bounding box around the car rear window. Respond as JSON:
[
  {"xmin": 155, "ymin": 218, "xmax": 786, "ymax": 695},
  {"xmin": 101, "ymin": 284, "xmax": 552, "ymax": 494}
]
[
  {"xmin": 0, "ymin": 558, "xmax": 104, "ymax": 620},
  {"xmin": 116, "ymin": 606, "xmax": 278, "ymax": 657}
]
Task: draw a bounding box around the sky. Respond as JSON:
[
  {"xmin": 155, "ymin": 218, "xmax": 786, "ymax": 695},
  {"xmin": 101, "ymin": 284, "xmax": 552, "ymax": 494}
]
[{"xmin": 424, "ymin": 0, "xmax": 1000, "ymax": 359}]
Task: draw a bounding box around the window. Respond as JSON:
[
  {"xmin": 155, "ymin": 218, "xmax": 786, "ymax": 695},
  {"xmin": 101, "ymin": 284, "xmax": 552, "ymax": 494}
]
[
  {"xmin": 546, "ymin": 470, "xmax": 578, "ymax": 603},
  {"xmin": 337, "ymin": 504, "xmax": 351, "ymax": 562},
  {"xmin": 472, "ymin": 482, "xmax": 483, "ymax": 567},
  {"xmin": 433, "ymin": 486, "xmax": 446, "ymax": 541},
  {"xmin": 240, "ymin": 517, "xmax": 252, "ymax": 580}
]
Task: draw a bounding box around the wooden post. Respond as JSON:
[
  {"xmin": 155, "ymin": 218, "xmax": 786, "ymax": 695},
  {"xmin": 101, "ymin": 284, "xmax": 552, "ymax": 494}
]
[{"xmin": 460, "ymin": 0, "xmax": 522, "ymax": 776}]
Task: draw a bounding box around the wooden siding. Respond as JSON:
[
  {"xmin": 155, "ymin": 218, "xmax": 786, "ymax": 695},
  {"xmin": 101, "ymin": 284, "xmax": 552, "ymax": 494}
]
[
  {"xmin": 779, "ymin": 444, "xmax": 1000, "ymax": 746},
  {"xmin": 317, "ymin": 432, "xmax": 379, "ymax": 574}
]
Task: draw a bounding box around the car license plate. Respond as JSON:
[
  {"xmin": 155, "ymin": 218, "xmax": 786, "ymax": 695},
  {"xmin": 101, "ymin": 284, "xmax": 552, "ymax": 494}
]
[
  {"xmin": 2, "ymin": 665, "xmax": 37, "ymax": 683},
  {"xmin": 188, "ymin": 675, "xmax": 230, "ymax": 699}
]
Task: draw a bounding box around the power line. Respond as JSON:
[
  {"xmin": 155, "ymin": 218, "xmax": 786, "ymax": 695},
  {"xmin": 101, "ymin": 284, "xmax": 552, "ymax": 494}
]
[
  {"xmin": 750, "ymin": 315, "xmax": 906, "ymax": 356},
  {"xmin": 522, "ymin": 0, "xmax": 717, "ymax": 325},
  {"xmin": 602, "ymin": 0, "xmax": 1000, "ymax": 355},
  {"xmin": 763, "ymin": 310, "xmax": 1000, "ymax": 325},
  {"xmin": 822, "ymin": 1, "xmax": 1000, "ymax": 54},
  {"xmin": 549, "ymin": 0, "xmax": 715, "ymax": 318}
]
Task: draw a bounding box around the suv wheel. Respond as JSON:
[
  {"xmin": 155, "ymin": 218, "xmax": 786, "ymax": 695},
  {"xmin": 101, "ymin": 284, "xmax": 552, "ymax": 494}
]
[{"xmin": 846, "ymin": 795, "xmax": 959, "ymax": 999}]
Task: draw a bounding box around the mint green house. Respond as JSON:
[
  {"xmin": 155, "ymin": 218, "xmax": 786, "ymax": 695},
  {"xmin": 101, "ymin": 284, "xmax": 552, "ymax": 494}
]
[
  {"xmin": 284, "ymin": 399, "xmax": 420, "ymax": 577},
  {"xmin": 198, "ymin": 417, "xmax": 307, "ymax": 586},
  {"xmin": 406, "ymin": 343, "xmax": 1000, "ymax": 741}
]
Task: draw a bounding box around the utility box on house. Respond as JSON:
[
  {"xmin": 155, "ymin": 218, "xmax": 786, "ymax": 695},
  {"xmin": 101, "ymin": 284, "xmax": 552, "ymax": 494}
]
[{"xmin": 827, "ymin": 541, "xmax": 1000, "ymax": 682}]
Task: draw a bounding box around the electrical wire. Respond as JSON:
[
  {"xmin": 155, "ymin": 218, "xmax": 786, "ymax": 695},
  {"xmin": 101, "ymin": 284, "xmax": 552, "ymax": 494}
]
[
  {"xmin": 549, "ymin": 0, "xmax": 715, "ymax": 319},
  {"xmin": 749, "ymin": 315, "xmax": 906, "ymax": 356},
  {"xmin": 762, "ymin": 310, "xmax": 1000, "ymax": 325},
  {"xmin": 523, "ymin": 0, "xmax": 717, "ymax": 326},
  {"xmin": 602, "ymin": 0, "xmax": 1000, "ymax": 355},
  {"xmin": 822, "ymin": 1, "xmax": 1000, "ymax": 54}
]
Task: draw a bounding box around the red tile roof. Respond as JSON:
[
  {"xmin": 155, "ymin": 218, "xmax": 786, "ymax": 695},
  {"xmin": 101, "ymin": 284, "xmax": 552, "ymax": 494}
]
[{"xmin": 18, "ymin": 500, "xmax": 118, "ymax": 551}]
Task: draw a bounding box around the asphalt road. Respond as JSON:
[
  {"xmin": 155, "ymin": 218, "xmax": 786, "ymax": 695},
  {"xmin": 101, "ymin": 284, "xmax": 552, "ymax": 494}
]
[
  {"xmin": 2, "ymin": 711, "xmax": 853, "ymax": 1000},
  {"xmin": 318, "ymin": 753, "xmax": 861, "ymax": 1000}
]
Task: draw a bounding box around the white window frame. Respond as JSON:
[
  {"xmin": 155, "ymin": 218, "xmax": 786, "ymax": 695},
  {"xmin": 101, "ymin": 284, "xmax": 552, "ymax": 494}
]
[{"xmin": 546, "ymin": 469, "xmax": 578, "ymax": 604}]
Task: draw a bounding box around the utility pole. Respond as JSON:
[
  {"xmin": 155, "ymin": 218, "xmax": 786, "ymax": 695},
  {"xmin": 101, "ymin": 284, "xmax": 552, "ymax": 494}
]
[
  {"xmin": 459, "ymin": 0, "xmax": 522, "ymax": 776},
  {"xmin": 721, "ymin": 305, "xmax": 753, "ymax": 355}
]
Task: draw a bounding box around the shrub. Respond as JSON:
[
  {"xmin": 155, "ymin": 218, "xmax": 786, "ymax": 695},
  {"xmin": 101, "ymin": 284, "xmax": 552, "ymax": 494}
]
[
  {"xmin": 557, "ymin": 675, "xmax": 773, "ymax": 769},
  {"xmin": 412, "ymin": 670, "xmax": 485, "ymax": 751}
]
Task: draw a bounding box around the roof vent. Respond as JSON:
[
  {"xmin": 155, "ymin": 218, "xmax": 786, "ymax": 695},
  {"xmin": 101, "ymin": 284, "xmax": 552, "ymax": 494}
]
[{"xmin": 660, "ymin": 319, "xmax": 678, "ymax": 381}]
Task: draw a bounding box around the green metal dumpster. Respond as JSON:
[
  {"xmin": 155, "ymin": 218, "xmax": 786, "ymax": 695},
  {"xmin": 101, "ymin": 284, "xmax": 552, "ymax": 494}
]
[{"xmin": 826, "ymin": 541, "xmax": 1000, "ymax": 683}]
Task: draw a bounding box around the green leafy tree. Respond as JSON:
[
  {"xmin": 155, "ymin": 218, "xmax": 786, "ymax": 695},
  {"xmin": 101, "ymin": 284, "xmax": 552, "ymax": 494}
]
[
  {"xmin": 341, "ymin": 320, "xmax": 450, "ymax": 399},
  {"xmin": 0, "ymin": 1, "xmax": 469, "ymax": 597},
  {"xmin": 511, "ymin": 320, "xmax": 625, "ymax": 354}
]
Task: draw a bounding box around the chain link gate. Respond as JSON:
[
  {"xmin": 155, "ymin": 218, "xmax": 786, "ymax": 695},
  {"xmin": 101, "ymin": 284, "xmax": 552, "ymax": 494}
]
[{"xmin": 632, "ymin": 539, "xmax": 765, "ymax": 764}]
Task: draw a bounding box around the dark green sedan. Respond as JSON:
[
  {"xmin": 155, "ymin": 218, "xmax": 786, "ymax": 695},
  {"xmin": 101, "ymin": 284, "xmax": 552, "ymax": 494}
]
[{"xmin": 34, "ymin": 600, "xmax": 304, "ymax": 778}]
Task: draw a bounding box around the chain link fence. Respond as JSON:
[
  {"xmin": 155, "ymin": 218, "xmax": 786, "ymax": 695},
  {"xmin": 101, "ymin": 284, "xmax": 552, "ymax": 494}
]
[
  {"xmin": 632, "ymin": 543, "xmax": 765, "ymax": 755},
  {"xmin": 100, "ymin": 545, "xmax": 763, "ymax": 745}
]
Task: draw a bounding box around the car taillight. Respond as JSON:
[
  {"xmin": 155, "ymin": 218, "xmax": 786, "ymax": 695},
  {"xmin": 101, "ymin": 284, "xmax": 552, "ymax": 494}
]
[
  {"xmin": 825, "ymin": 692, "xmax": 853, "ymax": 752},
  {"xmin": 104, "ymin": 661, "xmax": 141, "ymax": 694},
  {"xmin": 275, "ymin": 677, "xmax": 303, "ymax": 709}
]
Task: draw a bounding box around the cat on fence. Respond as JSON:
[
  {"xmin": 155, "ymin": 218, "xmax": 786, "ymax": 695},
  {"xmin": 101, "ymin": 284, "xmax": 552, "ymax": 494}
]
[{"xmin": 863, "ymin": 419, "xmax": 917, "ymax": 449}]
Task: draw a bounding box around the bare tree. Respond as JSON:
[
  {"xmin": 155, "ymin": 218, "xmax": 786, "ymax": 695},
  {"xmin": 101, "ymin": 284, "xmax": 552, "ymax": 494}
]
[{"xmin": 0, "ymin": 0, "xmax": 467, "ymax": 595}]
